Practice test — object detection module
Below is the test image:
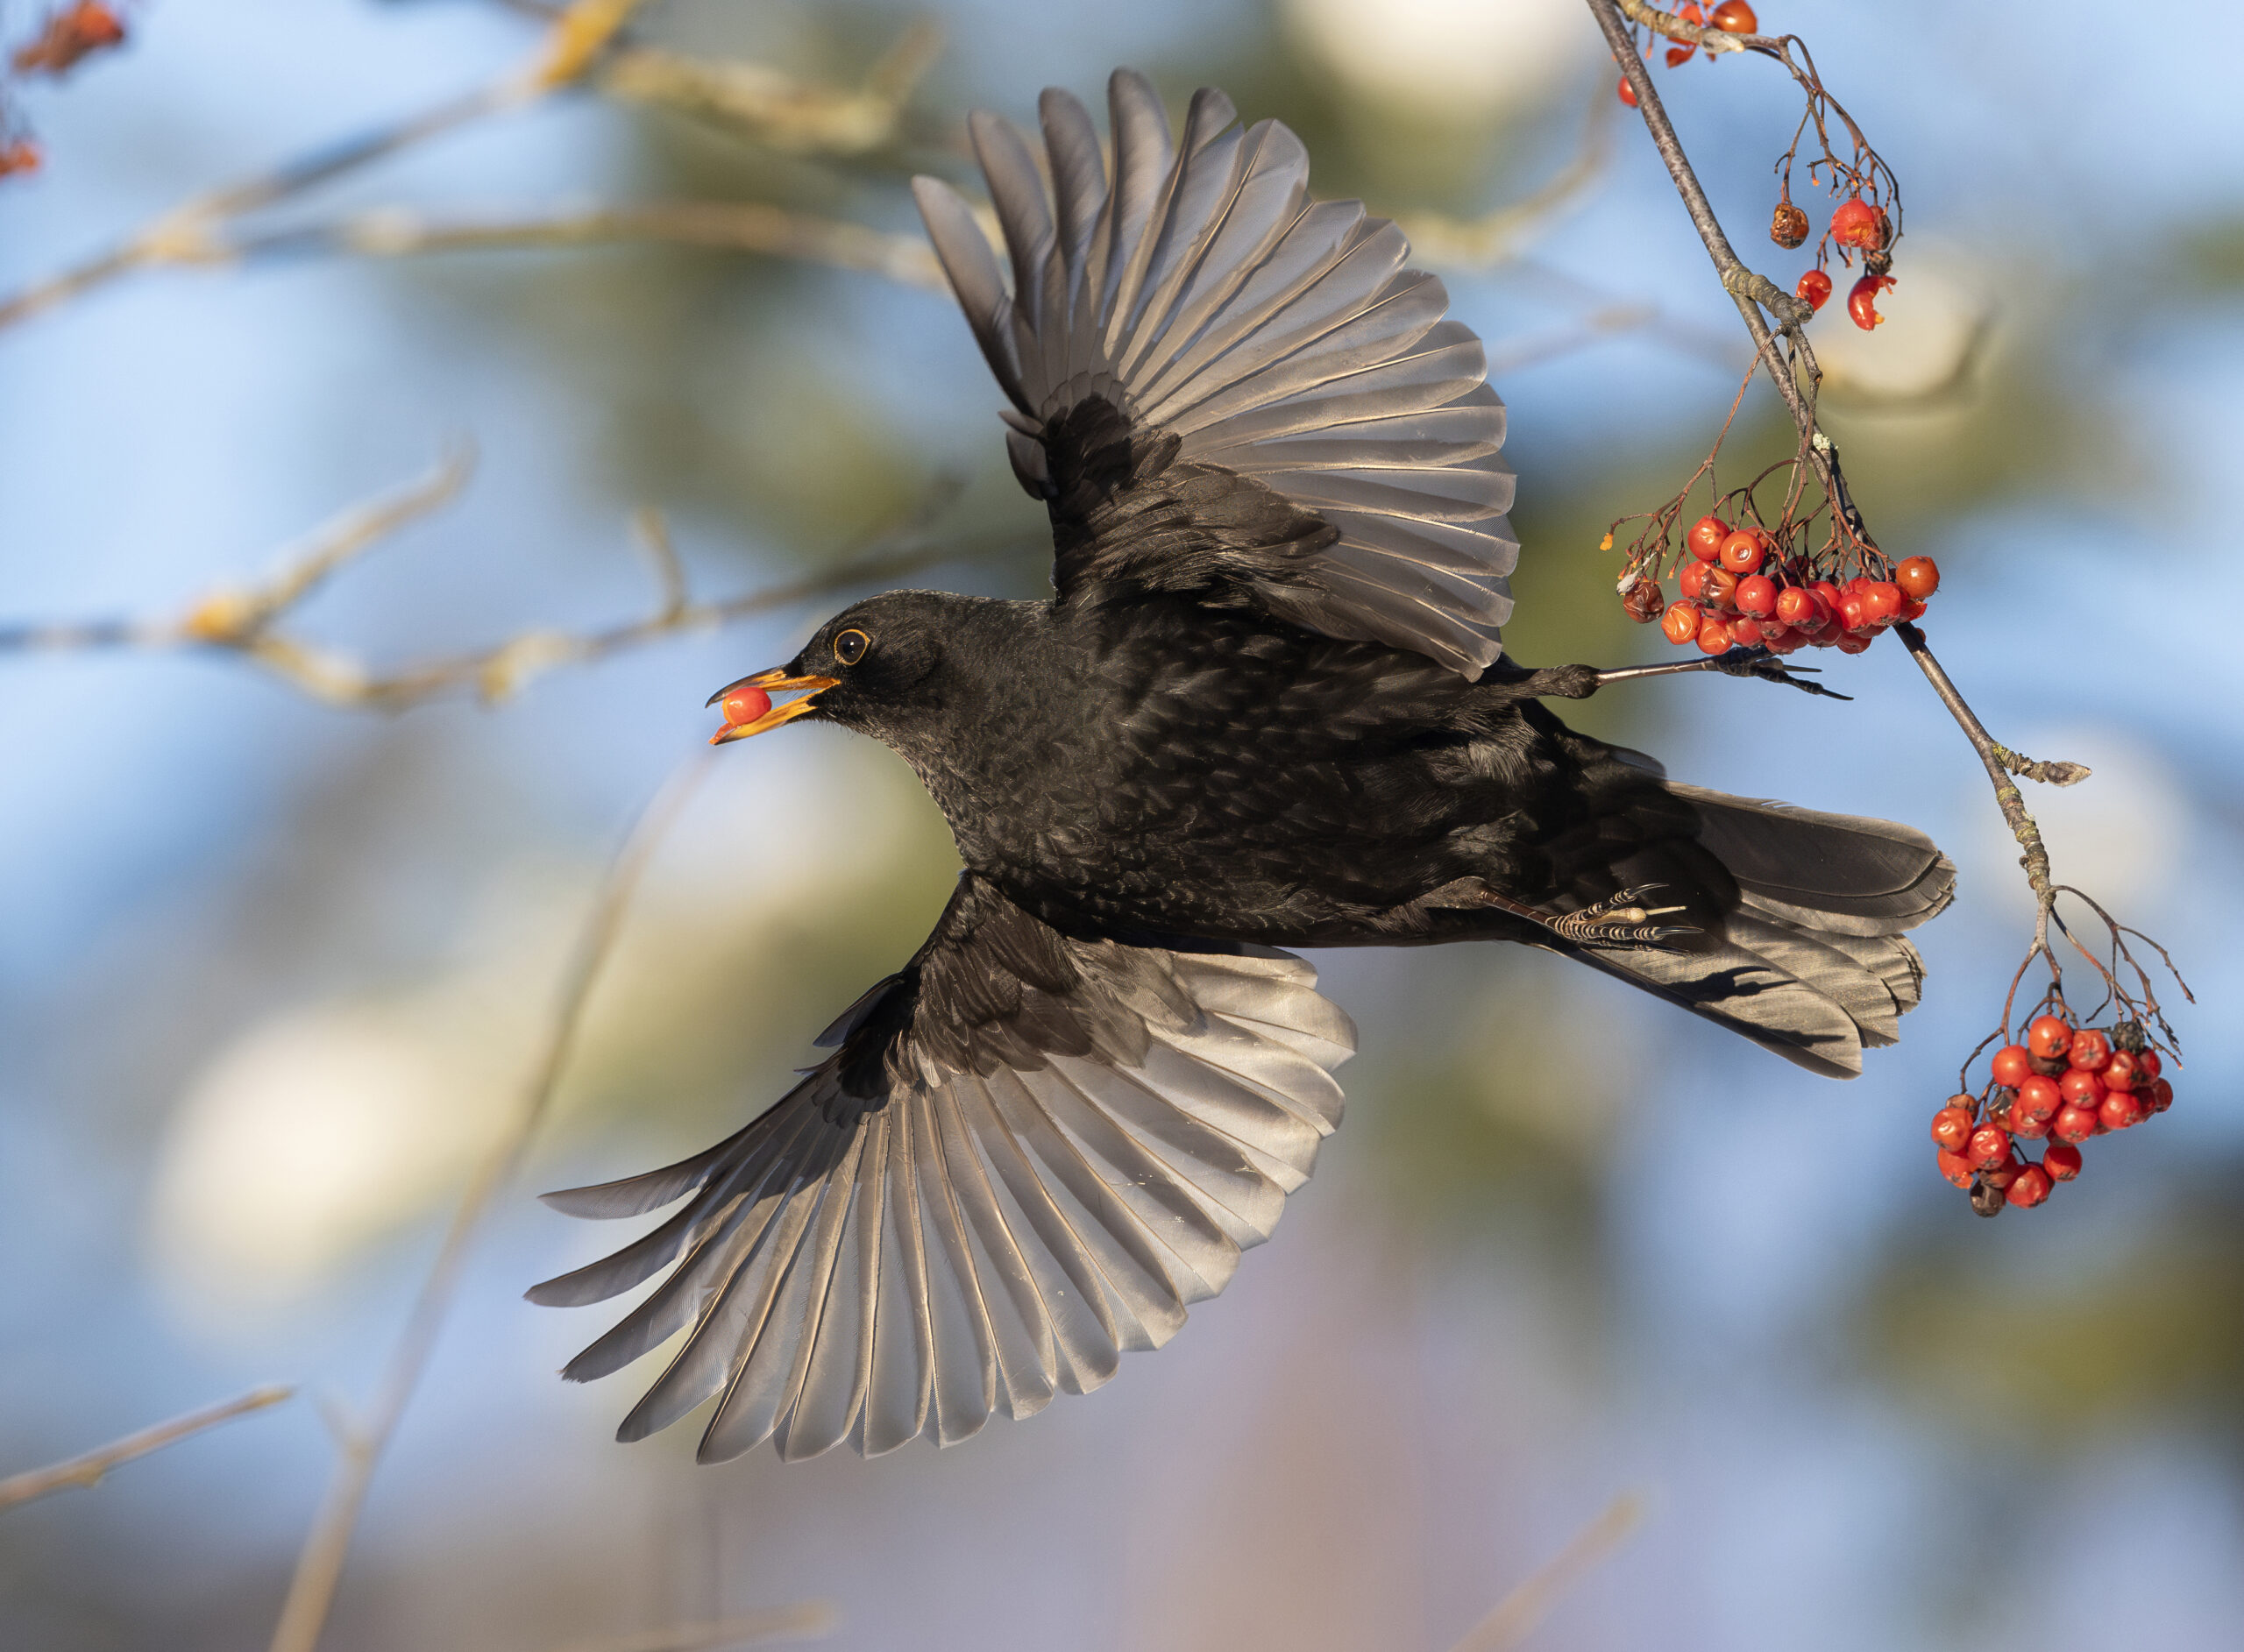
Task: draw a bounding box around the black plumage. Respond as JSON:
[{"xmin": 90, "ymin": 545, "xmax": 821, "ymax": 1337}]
[{"xmin": 532, "ymin": 70, "xmax": 1956, "ymax": 1461}]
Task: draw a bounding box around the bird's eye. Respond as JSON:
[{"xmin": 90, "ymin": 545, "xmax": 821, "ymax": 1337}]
[{"xmin": 832, "ymin": 627, "xmax": 870, "ymax": 666}]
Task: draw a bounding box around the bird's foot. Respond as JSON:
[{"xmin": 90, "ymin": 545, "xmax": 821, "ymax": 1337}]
[
  {"xmin": 1593, "ymin": 648, "xmax": 1853, "ymax": 701},
  {"xmin": 1471, "ymin": 882, "xmax": 1700, "ymax": 951},
  {"xmin": 1545, "ymin": 884, "xmax": 1699, "ymax": 951},
  {"xmin": 1706, "ymin": 648, "xmax": 1853, "ymax": 699}
]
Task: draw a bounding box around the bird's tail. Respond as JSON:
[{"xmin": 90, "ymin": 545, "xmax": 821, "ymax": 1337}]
[{"xmin": 1569, "ymin": 783, "xmax": 1956, "ymax": 1079}]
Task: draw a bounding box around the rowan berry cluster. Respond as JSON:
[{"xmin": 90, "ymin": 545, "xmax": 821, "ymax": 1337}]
[
  {"xmin": 1615, "ymin": 2, "xmax": 1758, "ymax": 107},
  {"xmin": 1640, "ymin": 510, "xmax": 1938, "ymax": 656},
  {"xmin": 1, "ymin": 3, "xmax": 131, "ymax": 182},
  {"xmin": 1933, "ymin": 1010, "xmax": 2177, "ymax": 1217}
]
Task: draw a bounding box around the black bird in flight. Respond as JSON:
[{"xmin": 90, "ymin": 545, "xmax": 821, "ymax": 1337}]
[{"xmin": 532, "ymin": 70, "xmax": 1954, "ymax": 1462}]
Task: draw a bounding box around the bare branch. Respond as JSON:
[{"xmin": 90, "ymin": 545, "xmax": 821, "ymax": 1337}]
[
  {"xmin": 0, "ymin": 1386, "xmax": 295, "ymax": 1513},
  {"xmin": 267, "ymin": 755, "xmax": 717, "ymax": 1652},
  {"xmin": 1445, "ymin": 1491, "xmax": 1646, "ymax": 1652},
  {"xmin": 553, "ymin": 1602, "xmax": 841, "ymax": 1652}
]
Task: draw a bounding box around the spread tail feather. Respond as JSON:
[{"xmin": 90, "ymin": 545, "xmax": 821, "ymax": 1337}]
[{"xmin": 1574, "ymin": 787, "xmax": 1954, "ymax": 1078}]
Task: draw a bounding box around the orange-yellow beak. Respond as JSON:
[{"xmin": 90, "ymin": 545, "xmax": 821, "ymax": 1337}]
[{"xmin": 706, "ymin": 667, "xmax": 840, "ymax": 745}]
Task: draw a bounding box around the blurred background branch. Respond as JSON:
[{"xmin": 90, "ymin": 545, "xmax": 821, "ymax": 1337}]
[
  {"xmin": 268, "ymin": 755, "xmax": 714, "ymax": 1652},
  {"xmin": 0, "ymin": 462, "xmax": 1012, "ymax": 710},
  {"xmin": 0, "ymin": 1386, "xmax": 295, "ymax": 1513}
]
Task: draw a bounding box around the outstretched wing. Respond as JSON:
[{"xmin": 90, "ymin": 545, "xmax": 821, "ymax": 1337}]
[
  {"xmin": 529, "ymin": 874, "xmax": 1355, "ymax": 1461},
  {"xmin": 912, "ymin": 68, "xmax": 1518, "ymax": 678}
]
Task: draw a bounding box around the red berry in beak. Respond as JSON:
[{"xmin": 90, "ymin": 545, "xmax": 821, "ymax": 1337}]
[{"xmin": 720, "ymin": 684, "xmax": 774, "ymax": 727}]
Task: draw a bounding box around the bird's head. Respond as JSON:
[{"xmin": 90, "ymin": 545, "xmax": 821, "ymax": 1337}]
[{"xmin": 706, "ymin": 590, "xmax": 985, "ymax": 750}]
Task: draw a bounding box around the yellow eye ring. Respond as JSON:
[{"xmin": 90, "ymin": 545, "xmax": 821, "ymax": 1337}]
[{"xmin": 832, "ymin": 627, "xmax": 871, "ymax": 666}]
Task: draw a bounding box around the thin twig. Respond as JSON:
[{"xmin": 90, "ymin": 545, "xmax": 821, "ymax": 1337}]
[
  {"xmin": 0, "ymin": 0, "xmax": 645, "ymax": 334},
  {"xmin": 553, "ymin": 1602, "xmax": 840, "ymax": 1652},
  {"xmin": 266, "ymin": 754, "xmax": 715, "ymax": 1652},
  {"xmin": 0, "ymin": 1386, "xmax": 295, "ymax": 1513},
  {"xmin": 1445, "ymin": 1491, "xmax": 1646, "ymax": 1652}
]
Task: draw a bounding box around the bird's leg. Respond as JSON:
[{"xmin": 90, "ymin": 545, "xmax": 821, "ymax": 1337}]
[
  {"xmin": 1473, "ymin": 883, "xmax": 1699, "ymax": 952},
  {"xmin": 1591, "ymin": 648, "xmax": 1853, "ymax": 701}
]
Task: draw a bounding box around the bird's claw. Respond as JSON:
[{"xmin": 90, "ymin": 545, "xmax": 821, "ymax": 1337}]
[
  {"xmin": 1709, "ymin": 648, "xmax": 1854, "ymax": 700},
  {"xmin": 1548, "ymin": 884, "xmax": 1700, "ymax": 952}
]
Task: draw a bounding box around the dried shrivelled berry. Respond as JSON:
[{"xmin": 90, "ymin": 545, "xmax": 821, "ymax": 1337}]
[{"xmin": 1771, "ymin": 202, "xmax": 1809, "ymax": 249}]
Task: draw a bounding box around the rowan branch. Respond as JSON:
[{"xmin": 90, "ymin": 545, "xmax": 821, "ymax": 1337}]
[
  {"xmin": 1585, "ymin": 0, "xmax": 2081, "ymax": 954},
  {"xmin": 0, "ymin": 1386, "xmax": 295, "ymax": 1513},
  {"xmin": 267, "ymin": 754, "xmax": 716, "ymax": 1652}
]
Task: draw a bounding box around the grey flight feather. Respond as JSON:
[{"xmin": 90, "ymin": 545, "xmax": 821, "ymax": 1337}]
[
  {"xmin": 912, "ymin": 67, "xmax": 1519, "ymax": 678},
  {"xmin": 529, "ymin": 873, "xmax": 1355, "ymax": 1461}
]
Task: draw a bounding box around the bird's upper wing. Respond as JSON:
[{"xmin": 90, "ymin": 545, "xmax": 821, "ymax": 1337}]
[
  {"xmin": 912, "ymin": 69, "xmax": 1518, "ymax": 678},
  {"xmin": 529, "ymin": 873, "xmax": 1354, "ymax": 1461}
]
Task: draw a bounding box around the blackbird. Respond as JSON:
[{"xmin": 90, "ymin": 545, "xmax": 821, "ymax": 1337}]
[{"xmin": 532, "ymin": 70, "xmax": 1955, "ymax": 1462}]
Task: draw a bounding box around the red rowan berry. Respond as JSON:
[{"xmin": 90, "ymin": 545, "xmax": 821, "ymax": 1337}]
[
  {"xmin": 2099, "ymin": 1091, "xmax": 2145, "ymax": 1131},
  {"xmin": 1797, "ymin": 269, "xmax": 1833, "ymax": 312},
  {"xmin": 1661, "ymin": 602, "xmax": 1701, "ymax": 646},
  {"xmin": 1829, "ymin": 197, "xmax": 1887, "ymax": 252},
  {"xmin": 1936, "ymin": 1150, "xmax": 1973, "ymax": 1189},
  {"xmin": 2006, "ymin": 1166, "xmax": 2053, "ymax": 1209},
  {"xmin": 2052, "ymin": 1104, "xmax": 2098, "ymax": 1145},
  {"xmin": 1617, "ymin": 74, "xmax": 1637, "ymax": 106},
  {"xmin": 1708, "ymin": 1, "xmax": 1757, "ymax": 31},
  {"xmin": 1736, "ymin": 574, "xmax": 1778, "ymax": 618},
  {"xmin": 1964, "ymin": 1124, "xmax": 2011, "ymax": 1170},
  {"xmin": 1930, "ymin": 1105, "xmax": 1974, "ymax": 1153},
  {"xmin": 2013, "ymin": 1077, "xmax": 2062, "ymax": 1137},
  {"xmin": 2027, "ymin": 1015, "xmax": 2074, "ymax": 1060},
  {"xmin": 1989, "ymin": 1045, "xmax": 2033, "ymax": 1088},
  {"xmin": 2058, "ymin": 1067, "xmax": 2105, "ymax": 1110},
  {"xmin": 1718, "ymin": 528, "xmax": 1770, "ymax": 575},
  {"xmin": 2101, "ymin": 1049, "xmax": 2141, "ymax": 1092},
  {"xmin": 2067, "ymin": 1028, "xmax": 2112, "ymax": 1072},
  {"xmin": 2042, "ymin": 1141, "xmax": 2084, "ymax": 1181},
  {"xmin": 1696, "ymin": 617, "xmax": 1731, "ymax": 656},
  {"xmin": 2146, "ymin": 1078, "xmax": 2174, "ymax": 1114},
  {"xmin": 1687, "ymin": 515, "xmax": 1731, "ymax": 562},
  {"xmin": 1894, "ymin": 557, "xmax": 1940, "ymax": 600}
]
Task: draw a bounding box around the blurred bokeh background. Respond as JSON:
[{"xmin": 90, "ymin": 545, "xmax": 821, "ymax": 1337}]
[{"xmin": 3, "ymin": 1, "xmax": 2240, "ymax": 1647}]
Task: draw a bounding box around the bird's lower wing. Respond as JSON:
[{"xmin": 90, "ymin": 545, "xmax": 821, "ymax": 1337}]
[{"xmin": 528, "ymin": 874, "xmax": 1354, "ymax": 1461}]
